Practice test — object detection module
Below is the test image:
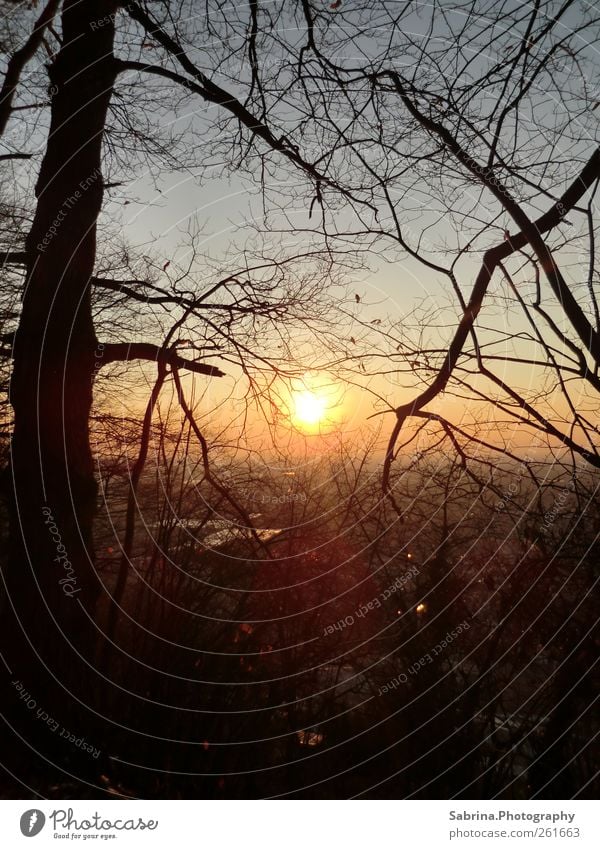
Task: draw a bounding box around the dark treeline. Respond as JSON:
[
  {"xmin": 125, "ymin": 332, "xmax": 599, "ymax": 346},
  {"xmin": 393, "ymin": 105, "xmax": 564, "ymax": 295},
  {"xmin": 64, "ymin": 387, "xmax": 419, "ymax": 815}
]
[
  {"xmin": 1, "ymin": 0, "xmax": 599, "ymax": 800},
  {"xmin": 4, "ymin": 417, "xmax": 596, "ymax": 799}
]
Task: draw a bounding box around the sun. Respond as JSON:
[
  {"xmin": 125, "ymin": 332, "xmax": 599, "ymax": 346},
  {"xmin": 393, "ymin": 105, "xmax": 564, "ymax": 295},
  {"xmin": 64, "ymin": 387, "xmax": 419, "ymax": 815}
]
[
  {"xmin": 283, "ymin": 373, "xmax": 342, "ymax": 433},
  {"xmin": 293, "ymin": 389, "xmax": 328, "ymax": 428}
]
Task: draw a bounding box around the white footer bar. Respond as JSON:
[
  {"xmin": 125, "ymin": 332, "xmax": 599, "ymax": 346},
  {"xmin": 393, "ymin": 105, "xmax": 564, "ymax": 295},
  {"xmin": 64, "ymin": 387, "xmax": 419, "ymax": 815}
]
[{"xmin": 0, "ymin": 800, "xmax": 597, "ymax": 847}]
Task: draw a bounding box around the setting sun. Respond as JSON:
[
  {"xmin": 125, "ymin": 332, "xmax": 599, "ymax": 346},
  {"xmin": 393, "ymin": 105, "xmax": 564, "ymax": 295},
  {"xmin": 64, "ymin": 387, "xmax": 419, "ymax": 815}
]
[
  {"xmin": 293, "ymin": 389, "xmax": 328, "ymax": 428},
  {"xmin": 285, "ymin": 373, "xmax": 344, "ymax": 433},
  {"xmin": 4, "ymin": 0, "xmax": 597, "ymax": 806}
]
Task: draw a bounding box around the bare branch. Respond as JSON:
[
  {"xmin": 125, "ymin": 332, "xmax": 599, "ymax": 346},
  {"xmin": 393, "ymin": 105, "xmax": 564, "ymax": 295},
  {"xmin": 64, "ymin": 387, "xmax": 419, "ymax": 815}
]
[
  {"xmin": 383, "ymin": 147, "xmax": 600, "ymax": 491},
  {"xmin": 100, "ymin": 342, "xmax": 225, "ymax": 377},
  {"xmin": 0, "ymin": 0, "xmax": 60, "ymax": 137}
]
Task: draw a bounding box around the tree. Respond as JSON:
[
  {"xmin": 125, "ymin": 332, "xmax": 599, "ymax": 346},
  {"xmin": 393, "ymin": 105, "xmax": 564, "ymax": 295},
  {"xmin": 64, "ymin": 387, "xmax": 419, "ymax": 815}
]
[
  {"xmin": 0, "ymin": 0, "xmax": 358, "ymax": 784},
  {"xmin": 189, "ymin": 0, "xmax": 600, "ymax": 486},
  {"xmin": 1, "ymin": 0, "xmax": 598, "ymax": 798}
]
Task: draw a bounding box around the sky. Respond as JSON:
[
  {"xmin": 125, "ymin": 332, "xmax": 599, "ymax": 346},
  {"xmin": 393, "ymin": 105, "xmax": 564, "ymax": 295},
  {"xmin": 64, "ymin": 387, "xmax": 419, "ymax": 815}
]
[{"xmin": 4, "ymin": 0, "xmax": 599, "ymax": 463}]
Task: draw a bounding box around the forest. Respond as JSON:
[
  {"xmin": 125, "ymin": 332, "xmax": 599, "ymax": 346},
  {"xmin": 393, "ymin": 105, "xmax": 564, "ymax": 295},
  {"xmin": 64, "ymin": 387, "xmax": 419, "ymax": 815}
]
[{"xmin": 0, "ymin": 0, "xmax": 598, "ymax": 799}]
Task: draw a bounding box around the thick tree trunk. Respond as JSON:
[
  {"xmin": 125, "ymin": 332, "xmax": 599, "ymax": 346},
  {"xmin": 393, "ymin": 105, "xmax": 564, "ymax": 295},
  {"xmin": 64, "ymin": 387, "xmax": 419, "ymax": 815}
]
[{"xmin": 1, "ymin": 0, "xmax": 118, "ymax": 779}]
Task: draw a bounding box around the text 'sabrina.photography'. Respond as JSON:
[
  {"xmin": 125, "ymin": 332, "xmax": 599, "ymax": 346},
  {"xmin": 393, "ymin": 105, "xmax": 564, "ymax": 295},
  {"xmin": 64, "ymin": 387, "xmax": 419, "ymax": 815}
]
[{"xmin": 0, "ymin": 0, "xmax": 598, "ymax": 843}]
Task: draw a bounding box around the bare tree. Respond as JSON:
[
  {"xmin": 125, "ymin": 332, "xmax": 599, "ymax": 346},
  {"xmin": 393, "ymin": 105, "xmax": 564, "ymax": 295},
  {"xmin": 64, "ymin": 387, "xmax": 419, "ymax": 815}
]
[
  {"xmin": 166, "ymin": 0, "xmax": 600, "ymax": 486},
  {"xmin": 1, "ymin": 0, "xmax": 598, "ymax": 798},
  {"xmin": 0, "ymin": 0, "xmax": 359, "ymax": 779}
]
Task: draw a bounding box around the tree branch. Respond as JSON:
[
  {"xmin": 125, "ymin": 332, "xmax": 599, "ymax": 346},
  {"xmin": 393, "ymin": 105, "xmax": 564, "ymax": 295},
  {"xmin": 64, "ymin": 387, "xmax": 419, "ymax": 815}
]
[
  {"xmin": 0, "ymin": 153, "xmax": 33, "ymax": 161},
  {"xmin": 383, "ymin": 147, "xmax": 600, "ymax": 490},
  {"xmin": 0, "ymin": 0, "xmax": 61, "ymax": 137},
  {"xmin": 171, "ymin": 365, "xmax": 273, "ymax": 558},
  {"xmin": 100, "ymin": 342, "xmax": 225, "ymax": 377},
  {"xmin": 383, "ymin": 69, "xmax": 600, "ymax": 364},
  {"xmin": 119, "ymin": 3, "xmax": 377, "ymax": 214},
  {"xmin": 0, "ymin": 251, "xmax": 27, "ymax": 265}
]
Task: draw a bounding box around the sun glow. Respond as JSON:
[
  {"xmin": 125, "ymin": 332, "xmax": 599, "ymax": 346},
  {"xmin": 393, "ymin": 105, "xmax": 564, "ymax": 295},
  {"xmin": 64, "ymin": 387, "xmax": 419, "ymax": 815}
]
[
  {"xmin": 293, "ymin": 390, "xmax": 328, "ymax": 427},
  {"xmin": 285, "ymin": 375, "xmax": 342, "ymax": 433}
]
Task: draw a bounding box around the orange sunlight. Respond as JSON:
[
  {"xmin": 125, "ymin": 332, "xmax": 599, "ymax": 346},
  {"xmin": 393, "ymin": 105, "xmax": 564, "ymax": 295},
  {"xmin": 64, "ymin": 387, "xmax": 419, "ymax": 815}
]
[{"xmin": 287, "ymin": 375, "xmax": 342, "ymax": 434}]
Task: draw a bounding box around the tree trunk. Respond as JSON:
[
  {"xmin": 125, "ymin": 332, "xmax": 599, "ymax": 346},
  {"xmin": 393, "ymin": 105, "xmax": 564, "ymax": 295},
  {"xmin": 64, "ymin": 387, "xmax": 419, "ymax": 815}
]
[{"xmin": 1, "ymin": 0, "xmax": 118, "ymax": 779}]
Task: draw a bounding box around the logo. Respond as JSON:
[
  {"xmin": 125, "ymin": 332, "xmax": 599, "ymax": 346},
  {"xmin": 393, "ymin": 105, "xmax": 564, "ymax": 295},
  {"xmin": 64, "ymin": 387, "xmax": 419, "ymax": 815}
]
[{"xmin": 20, "ymin": 810, "xmax": 46, "ymax": 837}]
